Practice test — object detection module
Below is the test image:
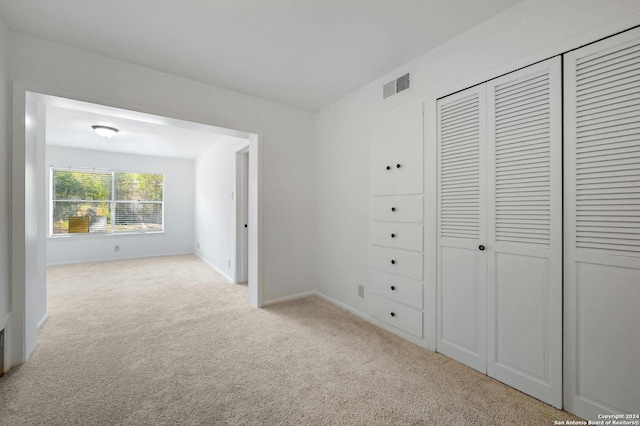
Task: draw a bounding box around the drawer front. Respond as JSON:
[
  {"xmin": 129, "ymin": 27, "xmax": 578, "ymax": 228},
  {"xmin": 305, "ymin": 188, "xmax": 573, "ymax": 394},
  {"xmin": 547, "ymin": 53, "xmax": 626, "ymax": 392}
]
[
  {"xmin": 370, "ymin": 294, "xmax": 423, "ymax": 337},
  {"xmin": 370, "ymin": 246, "xmax": 422, "ymax": 280},
  {"xmin": 371, "ymin": 195, "xmax": 423, "ymax": 223},
  {"xmin": 371, "ymin": 222, "xmax": 423, "ymax": 251},
  {"xmin": 370, "ymin": 270, "xmax": 423, "ymax": 309}
]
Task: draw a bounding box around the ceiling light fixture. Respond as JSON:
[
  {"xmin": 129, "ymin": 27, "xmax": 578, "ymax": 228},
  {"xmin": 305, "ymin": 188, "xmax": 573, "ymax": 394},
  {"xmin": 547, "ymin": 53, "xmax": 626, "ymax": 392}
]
[{"xmin": 92, "ymin": 125, "xmax": 119, "ymax": 138}]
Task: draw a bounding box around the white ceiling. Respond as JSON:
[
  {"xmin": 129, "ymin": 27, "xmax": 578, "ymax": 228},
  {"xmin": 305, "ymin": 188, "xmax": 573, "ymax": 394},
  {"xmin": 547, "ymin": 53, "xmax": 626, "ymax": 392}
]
[
  {"xmin": 42, "ymin": 95, "xmax": 247, "ymax": 159},
  {"xmin": 0, "ymin": 0, "xmax": 521, "ymax": 111}
]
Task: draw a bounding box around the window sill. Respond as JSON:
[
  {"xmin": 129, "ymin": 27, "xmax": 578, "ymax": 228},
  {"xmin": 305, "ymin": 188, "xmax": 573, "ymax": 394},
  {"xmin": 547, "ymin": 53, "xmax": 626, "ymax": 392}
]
[{"xmin": 48, "ymin": 231, "xmax": 165, "ymax": 240}]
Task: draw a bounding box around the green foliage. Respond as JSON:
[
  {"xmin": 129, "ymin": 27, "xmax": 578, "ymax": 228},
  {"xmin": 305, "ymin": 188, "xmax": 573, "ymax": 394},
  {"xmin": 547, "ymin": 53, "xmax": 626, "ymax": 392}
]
[
  {"xmin": 53, "ymin": 170, "xmax": 111, "ymax": 200},
  {"xmin": 115, "ymin": 172, "xmax": 163, "ymax": 201},
  {"xmin": 51, "ymin": 201, "xmax": 111, "ymax": 234},
  {"xmin": 51, "ymin": 169, "xmax": 163, "ymax": 234}
]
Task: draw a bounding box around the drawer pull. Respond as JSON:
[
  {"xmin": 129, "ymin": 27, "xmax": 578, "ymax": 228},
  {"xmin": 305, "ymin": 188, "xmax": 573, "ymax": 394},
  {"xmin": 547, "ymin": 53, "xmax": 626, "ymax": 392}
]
[
  {"xmin": 390, "ymin": 312, "xmax": 396, "ymax": 317},
  {"xmin": 386, "ymin": 165, "xmax": 391, "ymax": 170},
  {"xmin": 390, "ymin": 285, "xmax": 396, "ymax": 291},
  {"xmin": 391, "ymin": 207, "xmax": 396, "ymax": 212},
  {"xmin": 391, "ymin": 233, "xmax": 396, "ymax": 238},
  {"xmin": 390, "ymin": 259, "xmax": 396, "ymax": 265},
  {"xmin": 396, "ymin": 163, "xmax": 401, "ymax": 169}
]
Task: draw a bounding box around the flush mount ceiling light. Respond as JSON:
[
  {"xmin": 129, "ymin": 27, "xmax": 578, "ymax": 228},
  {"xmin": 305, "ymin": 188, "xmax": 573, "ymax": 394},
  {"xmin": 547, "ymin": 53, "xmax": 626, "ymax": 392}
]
[{"xmin": 92, "ymin": 125, "xmax": 119, "ymax": 138}]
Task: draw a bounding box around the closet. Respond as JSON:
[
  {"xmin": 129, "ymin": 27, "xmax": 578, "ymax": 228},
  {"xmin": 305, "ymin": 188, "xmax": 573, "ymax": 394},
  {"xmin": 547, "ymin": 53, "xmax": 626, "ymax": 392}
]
[
  {"xmin": 436, "ymin": 57, "xmax": 563, "ymax": 407},
  {"xmin": 366, "ymin": 26, "xmax": 640, "ymax": 420},
  {"xmin": 369, "ymin": 101, "xmax": 424, "ymax": 340},
  {"xmin": 564, "ymin": 28, "xmax": 640, "ymax": 419}
]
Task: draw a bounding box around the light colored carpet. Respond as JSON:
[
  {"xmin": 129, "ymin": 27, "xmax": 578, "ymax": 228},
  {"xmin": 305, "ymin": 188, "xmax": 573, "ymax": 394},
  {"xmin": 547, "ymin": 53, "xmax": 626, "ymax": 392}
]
[{"xmin": 0, "ymin": 254, "xmax": 581, "ymax": 425}]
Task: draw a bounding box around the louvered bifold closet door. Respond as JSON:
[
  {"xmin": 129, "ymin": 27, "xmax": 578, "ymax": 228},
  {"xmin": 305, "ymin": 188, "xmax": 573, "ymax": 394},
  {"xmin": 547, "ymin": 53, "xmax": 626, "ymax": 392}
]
[
  {"xmin": 486, "ymin": 57, "xmax": 562, "ymax": 408},
  {"xmin": 436, "ymin": 85, "xmax": 487, "ymax": 373},
  {"xmin": 565, "ymin": 28, "xmax": 640, "ymax": 420}
]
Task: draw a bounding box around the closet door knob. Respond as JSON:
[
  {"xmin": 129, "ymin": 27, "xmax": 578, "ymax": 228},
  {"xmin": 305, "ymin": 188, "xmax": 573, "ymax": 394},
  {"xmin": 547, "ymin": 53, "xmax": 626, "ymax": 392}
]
[
  {"xmin": 390, "ymin": 285, "xmax": 396, "ymax": 291},
  {"xmin": 386, "ymin": 165, "xmax": 391, "ymax": 170},
  {"xmin": 390, "ymin": 259, "xmax": 396, "ymax": 265},
  {"xmin": 391, "ymin": 207, "xmax": 396, "ymax": 212},
  {"xmin": 479, "ymin": 245, "xmax": 485, "ymax": 251},
  {"xmin": 391, "ymin": 233, "xmax": 396, "ymax": 238},
  {"xmin": 390, "ymin": 312, "xmax": 395, "ymax": 317},
  {"xmin": 396, "ymin": 163, "xmax": 401, "ymax": 168}
]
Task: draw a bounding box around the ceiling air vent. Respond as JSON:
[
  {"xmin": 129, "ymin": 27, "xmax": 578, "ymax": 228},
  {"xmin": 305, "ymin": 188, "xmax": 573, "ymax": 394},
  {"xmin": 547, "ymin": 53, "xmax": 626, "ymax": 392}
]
[{"xmin": 383, "ymin": 73, "xmax": 410, "ymax": 99}]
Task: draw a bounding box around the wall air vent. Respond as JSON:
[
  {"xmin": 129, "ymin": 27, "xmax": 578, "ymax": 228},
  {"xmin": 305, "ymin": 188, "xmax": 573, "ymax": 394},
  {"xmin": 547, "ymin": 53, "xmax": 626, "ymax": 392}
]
[{"xmin": 383, "ymin": 73, "xmax": 410, "ymax": 99}]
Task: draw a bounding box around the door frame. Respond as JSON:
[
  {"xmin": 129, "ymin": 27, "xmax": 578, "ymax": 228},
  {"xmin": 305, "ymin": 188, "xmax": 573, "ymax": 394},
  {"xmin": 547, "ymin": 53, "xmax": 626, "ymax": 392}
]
[{"xmin": 8, "ymin": 82, "xmax": 264, "ymax": 369}]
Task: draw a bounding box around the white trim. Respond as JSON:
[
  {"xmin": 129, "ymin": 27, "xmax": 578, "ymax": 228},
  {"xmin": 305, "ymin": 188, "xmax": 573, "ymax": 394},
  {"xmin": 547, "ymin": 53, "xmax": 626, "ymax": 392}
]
[
  {"xmin": 46, "ymin": 251, "xmax": 195, "ymax": 267},
  {"xmin": 11, "ymin": 81, "xmax": 264, "ymax": 369},
  {"xmin": 261, "ymin": 291, "xmax": 316, "ymax": 307},
  {"xmin": 48, "ymin": 231, "xmax": 166, "ymax": 240},
  {"xmin": 37, "ymin": 314, "xmax": 49, "ymax": 331},
  {"xmin": 248, "ymin": 132, "xmax": 263, "ymax": 308},
  {"xmin": 423, "ymin": 98, "xmax": 437, "ymax": 353},
  {"xmin": 195, "ymin": 253, "xmax": 236, "ymax": 283},
  {"xmin": 314, "ymin": 291, "xmax": 427, "ymax": 348},
  {"xmin": 366, "ymin": 315, "xmax": 427, "ymax": 348},
  {"xmin": 313, "ymin": 291, "xmax": 369, "ymax": 322}
]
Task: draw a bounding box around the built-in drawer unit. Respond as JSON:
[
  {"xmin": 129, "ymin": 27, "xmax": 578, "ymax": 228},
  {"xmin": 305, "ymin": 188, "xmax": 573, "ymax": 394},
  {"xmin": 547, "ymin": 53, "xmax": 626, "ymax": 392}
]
[
  {"xmin": 371, "ymin": 195, "xmax": 423, "ymax": 223},
  {"xmin": 370, "ymin": 246, "xmax": 422, "ymax": 280},
  {"xmin": 371, "ymin": 222, "xmax": 423, "ymax": 251},
  {"xmin": 370, "ymin": 294, "xmax": 423, "ymax": 338},
  {"xmin": 368, "ymin": 102, "xmax": 424, "ymax": 345},
  {"xmin": 370, "ymin": 270, "xmax": 423, "ymax": 309}
]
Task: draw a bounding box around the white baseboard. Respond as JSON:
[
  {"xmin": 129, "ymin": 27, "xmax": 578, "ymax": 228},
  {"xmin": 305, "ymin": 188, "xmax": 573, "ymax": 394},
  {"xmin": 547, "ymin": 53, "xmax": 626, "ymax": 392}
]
[
  {"xmin": 37, "ymin": 313, "xmax": 49, "ymax": 331},
  {"xmin": 313, "ymin": 291, "xmax": 428, "ymax": 349},
  {"xmin": 195, "ymin": 253, "xmax": 235, "ymax": 282},
  {"xmin": 46, "ymin": 251, "xmax": 195, "ymax": 266},
  {"xmin": 313, "ymin": 291, "xmax": 370, "ymax": 322},
  {"xmin": 262, "ymin": 291, "xmax": 315, "ymax": 306}
]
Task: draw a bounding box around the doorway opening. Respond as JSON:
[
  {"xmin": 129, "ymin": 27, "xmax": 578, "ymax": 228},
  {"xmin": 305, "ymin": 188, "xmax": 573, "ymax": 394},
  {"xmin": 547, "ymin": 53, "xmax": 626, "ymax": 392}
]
[
  {"xmin": 9, "ymin": 87, "xmax": 263, "ymax": 369},
  {"xmin": 236, "ymin": 146, "xmax": 250, "ymax": 284}
]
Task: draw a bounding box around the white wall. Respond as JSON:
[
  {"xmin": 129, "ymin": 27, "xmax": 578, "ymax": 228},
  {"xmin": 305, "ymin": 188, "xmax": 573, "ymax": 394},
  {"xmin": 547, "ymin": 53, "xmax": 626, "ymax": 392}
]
[
  {"xmin": 0, "ymin": 18, "xmax": 10, "ymax": 326},
  {"xmin": 8, "ymin": 31, "xmax": 315, "ymax": 306},
  {"xmin": 46, "ymin": 146, "xmax": 195, "ymax": 265},
  {"xmin": 313, "ymin": 0, "xmax": 640, "ymax": 348},
  {"xmin": 24, "ymin": 96, "xmax": 47, "ymax": 354},
  {"xmin": 194, "ymin": 136, "xmax": 249, "ymax": 281}
]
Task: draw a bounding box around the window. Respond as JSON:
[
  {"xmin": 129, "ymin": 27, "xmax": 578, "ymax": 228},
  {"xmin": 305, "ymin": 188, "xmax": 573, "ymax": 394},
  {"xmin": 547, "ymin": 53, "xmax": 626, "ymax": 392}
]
[
  {"xmin": 114, "ymin": 171, "xmax": 164, "ymax": 233},
  {"xmin": 51, "ymin": 167, "xmax": 164, "ymax": 235}
]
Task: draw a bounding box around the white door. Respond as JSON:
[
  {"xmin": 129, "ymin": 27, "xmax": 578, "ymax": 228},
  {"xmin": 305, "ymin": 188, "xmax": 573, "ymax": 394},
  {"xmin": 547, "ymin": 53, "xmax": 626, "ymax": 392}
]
[
  {"xmin": 486, "ymin": 57, "xmax": 563, "ymax": 408},
  {"xmin": 241, "ymin": 150, "xmax": 249, "ymax": 282},
  {"xmin": 371, "ymin": 108, "xmax": 396, "ymax": 196},
  {"xmin": 437, "ymin": 85, "xmax": 488, "ymax": 373},
  {"xmin": 371, "ymin": 102, "xmax": 424, "ymax": 196},
  {"xmin": 393, "ymin": 102, "xmax": 424, "ymax": 195},
  {"xmin": 235, "ymin": 147, "xmax": 249, "ymax": 284},
  {"xmin": 437, "ymin": 58, "xmax": 562, "ymax": 406},
  {"xmin": 564, "ymin": 28, "xmax": 640, "ymax": 419}
]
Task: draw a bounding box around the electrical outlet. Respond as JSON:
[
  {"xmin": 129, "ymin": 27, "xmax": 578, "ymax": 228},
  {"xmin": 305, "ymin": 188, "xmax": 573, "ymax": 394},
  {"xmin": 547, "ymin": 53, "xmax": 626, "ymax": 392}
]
[
  {"xmin": 228, "ymin": 260, "xmax": 231, "ymax": 268},
  {"xmin": 358, "ymin": 285, "xmax": 365, "ymax": 297},
  {"xmin": 197, "ymin": 243, "xmax": 200, "ymax": 249},
  {"xmin": 114, "ymin": 245, "xmax": 120, "ymax": 252}
]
